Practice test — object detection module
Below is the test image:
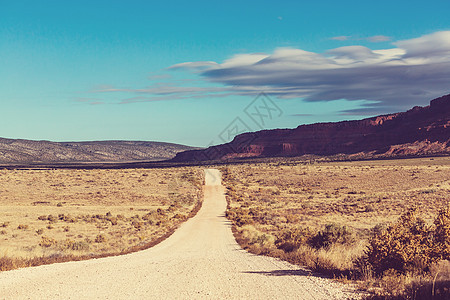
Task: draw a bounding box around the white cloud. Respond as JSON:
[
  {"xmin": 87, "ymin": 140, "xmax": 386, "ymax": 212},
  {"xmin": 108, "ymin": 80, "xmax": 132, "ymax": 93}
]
[
  {"xmin": 367, "ymin": 35, "xmax": 391, "ymax": 42},
  {"xmin": 331, "ymin": 35, "xmax": 391, "ymax": 43},
  {"xmin": 394, "ymin": 31, "xmax": 450, "ymax": 59},
  {"xmin": 326, "ymin": 46, "xmax": 381, "ymax": 61},
  {"xmin": 169, "ymin": 61, "xmax": 218, "ymax": 70},
  {"xmin": 169, "ymin": 31, "xmax": 450, "ymax": 113},
  {"xmin": 330, "ymin": 36, "xmax": 350, "ymax": 41},
  {"xmin": 90, "ymin": 31, "xmax": 450, "ymax": 114}
]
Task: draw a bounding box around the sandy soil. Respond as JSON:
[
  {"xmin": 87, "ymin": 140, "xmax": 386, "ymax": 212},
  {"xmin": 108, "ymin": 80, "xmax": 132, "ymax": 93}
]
[{"xmin": 0, "ymin": 169, "xmax": 357, "ymax": 299}]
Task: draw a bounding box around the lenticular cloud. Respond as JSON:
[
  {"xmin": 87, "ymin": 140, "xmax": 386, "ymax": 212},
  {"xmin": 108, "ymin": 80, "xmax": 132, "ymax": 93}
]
[{"xmin": 171, "ymin": 31, "xmax": 450, "ymax": 112}]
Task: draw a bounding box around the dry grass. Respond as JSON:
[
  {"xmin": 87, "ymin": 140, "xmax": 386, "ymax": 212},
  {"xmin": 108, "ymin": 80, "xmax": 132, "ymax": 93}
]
[
  {"xmin": 221, "ymin": 156, "xmax": 450, "ymax": 299},
  {"xmin": 359, "ymin": 261, "xmax": 450, "ymax": 299},
  {"xmin": 0, "ymin": 167, "xmax": 203, "ymax": 270}
]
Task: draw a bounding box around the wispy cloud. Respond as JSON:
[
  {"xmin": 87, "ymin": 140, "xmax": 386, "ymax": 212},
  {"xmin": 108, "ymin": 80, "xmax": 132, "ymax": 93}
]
[
  {"xmin": 74, "ymin": 98, "xmax": 105, "ymax": 105},
  {"xmin": 93, "ymin": 84, "xmax": 233, "ymax": 100},
  {"xmin": 168, "ymin": 61, "xmax": 218, "ymax": 70},
  {"xmin": 290, "ymin": 113, "xmax": 315, "ymax": 117},
  {"xmin": 330, "ymin": 35, "xmax": 391, "ymax": 43},
  {"xmin": 367, "ymin": 35, "xmax": 391, "ymax": 42},
  {"xmin": 147, "ymin": 73, "xmax": 172, "ymax": 80},
  {"xmin": 330, "ymin": 36, "xmax": 350, "ymax": 41}
]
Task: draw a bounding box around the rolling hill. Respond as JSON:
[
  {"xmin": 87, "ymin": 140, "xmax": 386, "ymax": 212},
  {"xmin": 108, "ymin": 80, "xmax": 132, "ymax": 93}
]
[{"xmin": 0, "ymin": 139, "xmax": 197, "ymax": 164}]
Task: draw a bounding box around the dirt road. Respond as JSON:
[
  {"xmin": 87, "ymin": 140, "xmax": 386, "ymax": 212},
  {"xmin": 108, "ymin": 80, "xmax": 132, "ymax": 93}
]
[{"xmin": 0, "ymin": 169, "xmax": 357, "ymax": 299}]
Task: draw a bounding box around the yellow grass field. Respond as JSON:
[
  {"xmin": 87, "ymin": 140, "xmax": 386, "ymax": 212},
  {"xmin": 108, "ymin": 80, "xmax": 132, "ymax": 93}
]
[
  {"xmin": 0, "ymin": 167, "xmax": 203, "ymax": 264},
  {"xmin": 224, "ymin": 157, "xmax": 449, "ymax": 233},
  {"xmin": 222, "ymin": 156, "xmax": 450, "ymax": 297}
]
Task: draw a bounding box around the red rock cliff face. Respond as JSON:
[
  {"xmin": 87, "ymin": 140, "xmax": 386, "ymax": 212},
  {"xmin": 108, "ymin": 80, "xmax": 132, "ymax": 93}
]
[{"xmin": 173, "ymin": 94, "xmax": 450, "ymax": 162}]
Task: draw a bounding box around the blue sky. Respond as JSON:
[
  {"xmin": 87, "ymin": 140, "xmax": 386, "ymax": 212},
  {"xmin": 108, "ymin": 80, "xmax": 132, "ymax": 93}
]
[{"xmin": 2, "ymin": 1, "xmax": 450, "ymax": 146}]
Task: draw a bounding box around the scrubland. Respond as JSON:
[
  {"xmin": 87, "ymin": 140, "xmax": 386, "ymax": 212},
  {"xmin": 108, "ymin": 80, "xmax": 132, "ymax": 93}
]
[
  {"xmin": 222, "ymin": 157, "xmax": 450, "ymax": 299},
  {"xmin": 0, "ymin": 167, "xmax": 203, "ymax": 270}
]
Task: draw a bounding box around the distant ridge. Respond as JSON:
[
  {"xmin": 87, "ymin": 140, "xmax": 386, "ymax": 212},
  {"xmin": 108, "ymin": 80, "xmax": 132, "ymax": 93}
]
[
  {"xmin": 173, "ymin": 94, "xmax": 450, "ymax": 162},
  {"xmin": 0, "ymin": 139, "xmax": 197, "ymax": 164}
]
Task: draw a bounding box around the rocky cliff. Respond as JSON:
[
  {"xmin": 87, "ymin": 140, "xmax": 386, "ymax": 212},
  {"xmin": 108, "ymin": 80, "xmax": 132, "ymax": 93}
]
[{"xmin": 173, "ymin": 94, "xmax": 450, "ymax": 162}]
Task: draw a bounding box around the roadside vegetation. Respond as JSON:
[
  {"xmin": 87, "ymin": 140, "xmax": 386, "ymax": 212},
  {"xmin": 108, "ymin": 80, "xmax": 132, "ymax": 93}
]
[
  {"xmin": 221, "ymin": 157, "xmax": 450, "ymax": 299},
  {"xmin": 0, "ymin": 167, "xmax": 203, "ymax": 271}
]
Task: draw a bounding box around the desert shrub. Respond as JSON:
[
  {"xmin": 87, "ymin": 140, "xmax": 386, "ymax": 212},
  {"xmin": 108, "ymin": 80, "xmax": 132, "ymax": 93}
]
[
  {"xmin": 225, "ymin": 210, "xmax": 236, "ymax": 220},
  {"xmin": 226, "ymin": 187, "xmax": 239, "ymax": 200},
  {"xmin": 142, "ymin": 211, "xmax": 155, "ymax": 221},
  {"xmin": 47, "ymin": 215, "xmax": 57, "ymax": 223},
  {"xmin": 56, "ymin": 214, "xmax": 78, "ymax": 223},
  {"xmin": 241, "ymin": 225, "xmax": 275, "ymax": 248},
  {"xmin": 227, "ymin": 206, "xmax": 254, "ymax": 227},
  {"xmin": 310, "ymin": 223, "xmax": 355, "ymax": 249},
  {"xmin": 17, "ymin": 224, "xmax": 29, "ymax": 230},
  {"xmin": 173, "ymin": 214, "xmax": 186, "ymax": 220},
  {"xmin": 372, "ymin": 223, "xmax": 388, "ymax": 235},
  {"xmin": 285, "ymin": 214, "xmax": 299, "ymax": 223},
  {"xmin": 234, "ymin": 214, "xmax": 253, "ymax": 227},
  {"xmin": 248, "ymin": 208, "xmax": 268, "ymax": 224},
  {"xmin": 366, "ymin": 207, "xmax": 437, "ymax": 275},
  {"xmin": 375, "ymin": 269, "xmax": 409, "ymax": 298},
  {"xmin": 364, "ymin": 266, "xmax": 450, "ymax": 300},
  {"xmin": 39, "ymin": 236, "xmax": 57, "ymax": 248},
  {"xmin": 365, "ymin": 204, "xmax": 375, "ymax": 212},
  {"xmin": 61, "ymin": 239, "xmax": 90, "ymax": 251},
  {"xmin": 181, "ymin": 194, "xmax": 195, "ymax": 205},
  {"xmin": 271, "ymin": 188, "xmax": 281, "ymax": 195},
  {"xmin": 108, "ymin": 217, "xmax": 118, "ymax": 225},
  {"xmin": 275, "ymin": 226, "xmax": 315, "ymax": 252},
  {"xmin": 36, "ymin": 228, "xmax": 44, "ymax": 235},
  {"xmin": 433, "ymin": 205, "xmax": 450, "ymax": 260},
  {"xmin": 95, "ymin": 234, "xmax": 106, "ymax": 243},
  {"xmin": 132, "ymin": 220, "xmax": 144, "ymax": 229}
]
